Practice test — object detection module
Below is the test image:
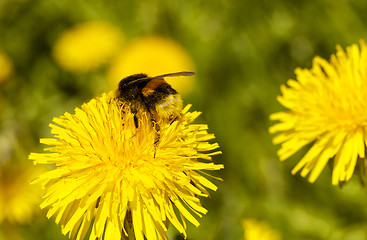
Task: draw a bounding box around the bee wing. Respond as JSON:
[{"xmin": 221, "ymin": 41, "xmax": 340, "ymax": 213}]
[
  {"xmin": 124, "ymin": 72, "xmax": 195, "ymax": 86},
  {"xmin": 153, "ymin": 71, "xmax": 195, "ymax": 78}
]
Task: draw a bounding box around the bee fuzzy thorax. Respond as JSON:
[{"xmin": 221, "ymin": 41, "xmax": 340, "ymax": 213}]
[{"xmin": 155, "ymin": 94, "xmax": 183, "ymax": 121}]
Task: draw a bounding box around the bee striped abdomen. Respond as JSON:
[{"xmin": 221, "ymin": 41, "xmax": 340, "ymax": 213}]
[
  {"xmin": 143, "ymin": 82, "xmax": 183, "ymax": 121},
  {"xmin": 155, "ymin": 94, "xmax": 183, "ymax": 120}
]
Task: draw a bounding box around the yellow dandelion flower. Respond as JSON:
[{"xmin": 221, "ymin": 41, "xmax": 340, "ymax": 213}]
[
  {"xmin": 53, "ymin": 21, "xmax": 123, "ymax": 72},
  {"xmin": 242, "ymin": 219, "xmax": 282, "ymax": 240},
  {"xmin": 270, "ymin": 39, "xmax": 367, "ymax": 185},
  {"xmin": 107, "ymin": 36, "xmax": 196, "ymax": 95},
  {"xmin": 0, "ymin": 50, "xmax": 13, "ymax": 83},
  {"xmin": 0, "ymin": 163, "xmax": 42, "ymax": 224},
  {"xmin": 29, "ymin": 92, "xmax": 222, "ymax": 240}
]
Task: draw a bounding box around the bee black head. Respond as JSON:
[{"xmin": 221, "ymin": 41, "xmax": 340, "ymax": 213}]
[{"xmin": 118, "ymin": 73, "xmax": 148, "ymax": 90}]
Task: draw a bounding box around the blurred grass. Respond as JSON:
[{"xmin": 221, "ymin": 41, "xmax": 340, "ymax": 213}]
[{"xmin": 1, "ymin": 0, "xmax": 367, "ymax": 239}]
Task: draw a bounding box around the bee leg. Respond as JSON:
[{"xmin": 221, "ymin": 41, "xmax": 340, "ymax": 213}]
[
  {"xmin": 153, "ymin": 124, "xmax": 161, "ymax": 158},
  {"xmin": 127, "ymin": 104, "xmax": 139, "ymax": 141},
  {"xmin": 153, "ymin": 136, "xmax": 160, "ymax": 158},
  {"xmin": 151, "ymin": 120, "xmax": 160, "ymax": 158},
  {"xmin": 130, "ymin": 104, "xmax": 139, "ymax": 128},
  {"xmin": 134, "ymin": 115, "xmax": 139, "ymax": 129},
  {"xmin": 147, "ymin": 114, "xmax": 160, "ymax": 158},
  {"xmin": 153, "ymin": 120, "xmax": 161, "ymax": 146}
]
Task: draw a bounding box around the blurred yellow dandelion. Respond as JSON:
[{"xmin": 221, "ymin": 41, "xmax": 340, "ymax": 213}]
[
  {"xmin": 270, "ymin": 39, "xmax": 367, "ymax": 185},
  {"xmin": 29, "ymin": 92, "xmax": 222, "ymax": 240},
  {"xmin": 107, "ymin": 36, "xmax": 196, "ymax": 95},
  {"xmin": 242, "ymin": 219, "xmax": 282, "ymax": 240},
  {"xmin": 0, "ymin": 163, "xmax": 42, "ymax": 224},
  {"xmin": 53, "ymin": 21, "xmax": 123, "ymax": 72},
  {"xmin": 0, "ymin": 50, "xmax": 13, "ymax": 83}
]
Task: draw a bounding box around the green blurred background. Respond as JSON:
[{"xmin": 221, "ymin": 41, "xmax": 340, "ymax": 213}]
[{"xmin": 1, "ymin": 0, "xmax": 367, "ymax": 239}]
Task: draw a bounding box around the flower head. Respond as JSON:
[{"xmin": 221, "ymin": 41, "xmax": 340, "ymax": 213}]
[
  {"xmin": 270, "ymin": 39, "xmax": 367, "ymax": 185},
  {"xmin": 30, "ymin": 92, "xmax": 222, "ymax": 240},
  {"xmin": 107, "ymin": 36, "xmax": 196, "ymax": 95},
  {"xmin": 0, "ymin": 50, "xmax": 13, "ymax": 83},
  {"xmin": 0, "ymin": 163, "xmax": 42, "ymax": 224},
  {"xmin": 242, "ymin": 219, "xmax": 282, "ymax": 240},
  {"xmin": 53, "ymin": 21, "xmax": 123, "ymax": 72}
]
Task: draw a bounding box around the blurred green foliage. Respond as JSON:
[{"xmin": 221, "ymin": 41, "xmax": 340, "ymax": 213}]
[{"xmin": 1, "ymin": 0, "xmax": 367, "ymax": 239}]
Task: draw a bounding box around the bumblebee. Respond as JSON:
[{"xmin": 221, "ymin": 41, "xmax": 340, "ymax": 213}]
[{"xmin": 116, "ymin": 71, "xmax": 195, "ymax": 146}]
